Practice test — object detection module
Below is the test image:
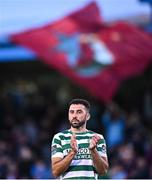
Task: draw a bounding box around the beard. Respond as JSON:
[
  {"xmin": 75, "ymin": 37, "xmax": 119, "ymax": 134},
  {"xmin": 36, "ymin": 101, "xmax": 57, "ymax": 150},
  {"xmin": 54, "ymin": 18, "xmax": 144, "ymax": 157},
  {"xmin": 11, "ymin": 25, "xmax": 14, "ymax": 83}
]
[{"xmin": 70, "ymin": 119, "xmax": 86, "ymax": 129}]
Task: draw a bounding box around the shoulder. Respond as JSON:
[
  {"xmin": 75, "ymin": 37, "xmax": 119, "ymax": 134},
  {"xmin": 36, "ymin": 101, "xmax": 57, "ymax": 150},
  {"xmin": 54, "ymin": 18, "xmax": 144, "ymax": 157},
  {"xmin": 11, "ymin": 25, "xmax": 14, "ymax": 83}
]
[
  {"xmin": 88, "ymin": 130, "xmax": 105, "ymax": 139},
  {"xmin": 52, "ymin": 129, "xmax": 71, "ymax": 139}
]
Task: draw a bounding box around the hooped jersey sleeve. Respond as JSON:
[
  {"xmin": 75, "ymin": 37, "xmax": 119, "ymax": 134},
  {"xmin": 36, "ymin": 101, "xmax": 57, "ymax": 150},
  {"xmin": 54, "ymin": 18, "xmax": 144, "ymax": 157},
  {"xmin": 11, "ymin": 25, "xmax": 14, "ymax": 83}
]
[
  {"xmin": 51, "ymin": 133, "xmax": 63, "ymax": 159},
  {"xmin": 96, "ymin": 134, "xmax": 107, "ymax": 158}
]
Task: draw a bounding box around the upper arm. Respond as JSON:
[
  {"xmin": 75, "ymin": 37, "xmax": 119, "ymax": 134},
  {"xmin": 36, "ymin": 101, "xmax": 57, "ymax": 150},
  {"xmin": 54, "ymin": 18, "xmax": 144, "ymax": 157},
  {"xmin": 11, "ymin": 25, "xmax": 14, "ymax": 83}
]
[
  {"xmin": 51, "ymin": 134, "xmax": 63, "ymax": 159},
  {"xmin": 97, "ymin": 135, "xmax": 108, "ymax": 158},
  {"xmin": 51, "ymin": 134, "xmax": 64, "ymax": 172},
  {"xmin": 97, "ymin": 136, "xmax": 109, "ymax": 168}
]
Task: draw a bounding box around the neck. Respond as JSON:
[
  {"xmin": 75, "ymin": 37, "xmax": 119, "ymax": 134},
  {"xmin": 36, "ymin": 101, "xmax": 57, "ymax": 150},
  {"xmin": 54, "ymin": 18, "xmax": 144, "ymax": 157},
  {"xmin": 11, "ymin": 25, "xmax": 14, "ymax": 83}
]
[{"xmin": 70, "ymin": 126, "xmax": 88, "ymax": 133}]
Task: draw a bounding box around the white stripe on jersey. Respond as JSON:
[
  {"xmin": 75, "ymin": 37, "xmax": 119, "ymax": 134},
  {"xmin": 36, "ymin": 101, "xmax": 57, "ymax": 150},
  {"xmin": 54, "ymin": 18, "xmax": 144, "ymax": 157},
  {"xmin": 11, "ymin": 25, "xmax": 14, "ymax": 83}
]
[
  {"xmin": 63, "ymin": 170, "xmax": 95, "ymax": 179},
  {"xmin": 71, "ymin": 159, "xmax": 93, "ymax": 166},
  {"xmin": 52, "ymin": 152, "xmax": 63, "ymax": 158}
]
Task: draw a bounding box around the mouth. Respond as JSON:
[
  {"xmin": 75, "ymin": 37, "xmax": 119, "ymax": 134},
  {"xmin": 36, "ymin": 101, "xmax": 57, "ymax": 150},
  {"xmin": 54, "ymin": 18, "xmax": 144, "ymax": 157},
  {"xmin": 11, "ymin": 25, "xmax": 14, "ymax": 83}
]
[
  {"xmin": 72, "ymin": 120, "xmax": 79, "ymax": 124},
  {"xmin": 72, "ymin": 121, "xmax": 78, "ymax": 123}
]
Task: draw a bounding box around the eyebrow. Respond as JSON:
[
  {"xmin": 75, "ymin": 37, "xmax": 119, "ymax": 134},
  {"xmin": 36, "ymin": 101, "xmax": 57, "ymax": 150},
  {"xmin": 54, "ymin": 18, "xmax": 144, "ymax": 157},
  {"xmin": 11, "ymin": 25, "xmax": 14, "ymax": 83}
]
[{"xmin": 69, "ymin": 109, "xmax": 83, "ymax": 112}]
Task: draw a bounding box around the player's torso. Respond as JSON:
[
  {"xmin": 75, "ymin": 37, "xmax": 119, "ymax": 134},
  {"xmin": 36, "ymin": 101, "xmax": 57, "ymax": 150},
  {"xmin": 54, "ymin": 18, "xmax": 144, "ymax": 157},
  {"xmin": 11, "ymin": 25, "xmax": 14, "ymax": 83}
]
[{"xmin": 60, "ymin": 130, "xmax": 97, "ymax": 179}]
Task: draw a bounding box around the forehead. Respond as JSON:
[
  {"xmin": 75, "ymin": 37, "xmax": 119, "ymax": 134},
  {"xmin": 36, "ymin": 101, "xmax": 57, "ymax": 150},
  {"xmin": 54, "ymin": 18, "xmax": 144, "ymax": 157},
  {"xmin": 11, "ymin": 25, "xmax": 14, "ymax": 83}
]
[{"xmin": 69, "ymin": 104, "xmax": 86, "ymax": 111}]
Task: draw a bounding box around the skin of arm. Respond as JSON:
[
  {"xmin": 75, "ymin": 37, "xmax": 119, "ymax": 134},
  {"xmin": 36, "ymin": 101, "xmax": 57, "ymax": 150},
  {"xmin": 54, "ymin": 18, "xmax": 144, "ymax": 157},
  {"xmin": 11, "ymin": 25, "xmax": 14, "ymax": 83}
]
[
  {"xmin": 51, "ymin": 134, "xmax": 78, "ymax": 177},
  {"xmin": 89, "ymin": 135, "xmax": 109, "ymax": 175}
]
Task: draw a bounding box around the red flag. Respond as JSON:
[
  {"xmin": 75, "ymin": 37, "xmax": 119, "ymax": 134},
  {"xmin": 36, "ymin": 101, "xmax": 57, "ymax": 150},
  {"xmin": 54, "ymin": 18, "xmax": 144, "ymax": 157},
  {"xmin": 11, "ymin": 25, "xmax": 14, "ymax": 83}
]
[{"xmin": 11, "ymin": 2, "xmax": 152, "ymax": 102}]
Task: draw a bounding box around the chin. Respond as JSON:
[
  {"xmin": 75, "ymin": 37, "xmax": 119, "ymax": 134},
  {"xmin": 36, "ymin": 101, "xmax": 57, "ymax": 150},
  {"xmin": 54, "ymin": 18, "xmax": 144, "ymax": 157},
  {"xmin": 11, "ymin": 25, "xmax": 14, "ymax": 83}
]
[
  {"xmin": 71, "ymin": 123, "xmax": 81, "ymax": 128},
  {"xmin": 71, "ymin": 125, "xmax": 79, "ymax": 128}
]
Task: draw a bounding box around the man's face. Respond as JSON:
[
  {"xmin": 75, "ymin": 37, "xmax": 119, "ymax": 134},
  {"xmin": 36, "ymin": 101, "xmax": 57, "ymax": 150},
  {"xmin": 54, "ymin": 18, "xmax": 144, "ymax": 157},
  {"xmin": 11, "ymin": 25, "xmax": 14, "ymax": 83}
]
[{"xmin": 68, "ymin": 104, "xmax": 89, "ymax": 129}]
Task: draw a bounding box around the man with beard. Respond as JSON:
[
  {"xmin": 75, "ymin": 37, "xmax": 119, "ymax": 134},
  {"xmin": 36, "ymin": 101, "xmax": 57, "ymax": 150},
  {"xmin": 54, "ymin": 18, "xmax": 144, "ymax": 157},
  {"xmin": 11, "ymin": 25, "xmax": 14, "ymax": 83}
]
[{"xmin": 51, "ymin": 98, "xmax": 108, "ymax": 179}]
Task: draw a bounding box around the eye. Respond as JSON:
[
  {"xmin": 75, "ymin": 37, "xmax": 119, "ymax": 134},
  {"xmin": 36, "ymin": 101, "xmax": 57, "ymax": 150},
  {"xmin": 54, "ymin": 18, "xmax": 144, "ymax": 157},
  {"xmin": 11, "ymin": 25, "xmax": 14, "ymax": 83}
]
[
  {"xmin": 69, "ymin": 110, "xmax": 74, "ymax": 114},
  {"xmin": 77, "ymin": 110, "xmax": 83, "ymax": 114}
]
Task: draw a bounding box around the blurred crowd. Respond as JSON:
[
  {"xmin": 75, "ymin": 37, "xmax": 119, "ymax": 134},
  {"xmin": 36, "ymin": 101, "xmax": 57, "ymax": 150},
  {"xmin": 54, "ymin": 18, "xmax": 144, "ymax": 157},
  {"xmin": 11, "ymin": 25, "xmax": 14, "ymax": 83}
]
[
  {"xmin": 0, "ymin": 78, "xmax": 152, "ymax": 179},
  {"xmin": 99, "ymin": 102, "xmax": 152, "ymax": 179}
]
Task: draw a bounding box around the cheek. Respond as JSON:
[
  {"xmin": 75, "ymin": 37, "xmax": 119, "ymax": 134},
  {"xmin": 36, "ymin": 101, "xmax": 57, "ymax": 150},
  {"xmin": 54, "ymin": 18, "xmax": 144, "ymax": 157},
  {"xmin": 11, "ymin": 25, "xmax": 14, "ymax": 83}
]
[
  {"xmin": 68, "ymin": 114, "xmax": 72, "ymax": 120},
  {"xmin": 68, "ymin": 114, "xmax": 74, "ymax": 121},
  {"xmin": 78, "ymin": 114, "xmax": 86, "ymax": 119}
]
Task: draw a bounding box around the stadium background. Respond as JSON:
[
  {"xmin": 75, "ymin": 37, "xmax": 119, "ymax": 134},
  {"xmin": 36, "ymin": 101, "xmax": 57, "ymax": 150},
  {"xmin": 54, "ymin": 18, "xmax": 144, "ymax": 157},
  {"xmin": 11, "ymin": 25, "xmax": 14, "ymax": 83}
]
[{"xmin": 0, "ymin": 0, "xmax": 152, "ymax": 178}]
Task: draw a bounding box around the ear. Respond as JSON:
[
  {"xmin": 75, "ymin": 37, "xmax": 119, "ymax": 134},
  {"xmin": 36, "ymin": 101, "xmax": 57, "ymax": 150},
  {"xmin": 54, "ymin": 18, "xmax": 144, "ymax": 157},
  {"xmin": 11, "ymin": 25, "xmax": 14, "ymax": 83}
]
[{"xmin": 86, "ymin": 113, "xmax": 90, "ymax": 120}]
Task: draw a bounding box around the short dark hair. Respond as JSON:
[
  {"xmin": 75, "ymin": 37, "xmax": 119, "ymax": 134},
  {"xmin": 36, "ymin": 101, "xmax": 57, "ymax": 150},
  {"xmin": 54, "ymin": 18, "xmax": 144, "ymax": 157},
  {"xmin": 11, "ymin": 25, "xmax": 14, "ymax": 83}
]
[{"xmin": 69, "ymin": 98, "xmax": 90, "ymax": 111}]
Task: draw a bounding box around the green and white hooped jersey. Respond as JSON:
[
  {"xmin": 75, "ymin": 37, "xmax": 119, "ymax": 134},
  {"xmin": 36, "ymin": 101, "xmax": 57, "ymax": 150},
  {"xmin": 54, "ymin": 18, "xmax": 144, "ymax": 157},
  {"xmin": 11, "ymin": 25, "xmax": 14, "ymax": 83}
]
[{"xmin": 51, "ymin": 130, "xmax": 107, "ymax": 180}]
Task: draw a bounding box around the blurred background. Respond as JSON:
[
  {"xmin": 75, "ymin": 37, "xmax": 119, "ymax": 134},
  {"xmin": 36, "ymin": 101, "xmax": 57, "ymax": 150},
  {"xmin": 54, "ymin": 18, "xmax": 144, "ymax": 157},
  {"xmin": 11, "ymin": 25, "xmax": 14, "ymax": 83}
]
[{"xmin": 1, "ymin": 0, "xmax": 152, "ymax": 179}]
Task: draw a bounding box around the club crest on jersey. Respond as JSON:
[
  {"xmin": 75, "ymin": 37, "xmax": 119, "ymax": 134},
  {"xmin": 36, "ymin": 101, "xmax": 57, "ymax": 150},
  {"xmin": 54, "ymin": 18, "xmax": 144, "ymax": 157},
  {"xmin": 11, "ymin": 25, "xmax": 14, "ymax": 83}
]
[
  {"xmin": 101, "ymin": 144, "xmax": 106, "ymax": 154},
  {"xmin": 52, "ymin": 145, "xmax": 57, "ymax": 155}
]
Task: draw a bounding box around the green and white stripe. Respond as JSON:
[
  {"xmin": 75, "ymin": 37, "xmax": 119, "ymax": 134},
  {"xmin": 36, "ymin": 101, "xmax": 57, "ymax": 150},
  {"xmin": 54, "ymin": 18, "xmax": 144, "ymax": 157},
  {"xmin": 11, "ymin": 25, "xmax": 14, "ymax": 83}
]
[{"xmin": 51, "ymin": 130, "xmax": 107, "ymax": 179}]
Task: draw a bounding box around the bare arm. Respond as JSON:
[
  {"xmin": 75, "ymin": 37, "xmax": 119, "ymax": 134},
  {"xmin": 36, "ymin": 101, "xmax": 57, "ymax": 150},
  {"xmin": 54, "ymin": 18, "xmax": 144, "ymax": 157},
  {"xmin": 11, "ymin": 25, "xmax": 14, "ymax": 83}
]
[
  {"xmin": 51, "ymin": 134, "xmax": 78, "ymax": 178},
  {"xmin": 90, "ymin": 148, "xmax": 109, "ymax": 175},
  {"xmin": 89, "ymin": 135, "xmax": 109, "ymax": 175},
  {"xmin": 52, "ymin": 150, "xmax": 76, "ymax": 177}
]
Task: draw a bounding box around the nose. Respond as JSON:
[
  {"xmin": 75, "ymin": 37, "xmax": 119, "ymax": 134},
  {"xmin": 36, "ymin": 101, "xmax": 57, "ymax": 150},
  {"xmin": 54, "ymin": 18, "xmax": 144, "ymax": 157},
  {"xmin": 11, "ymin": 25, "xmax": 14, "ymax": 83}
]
[
  {"xmin": 72, "ymin": 113, "xmax": 78, "ymax": 119},
  {"xmin": 73, "ymin": 115, "xmax": 77, "ymax": 119}
]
